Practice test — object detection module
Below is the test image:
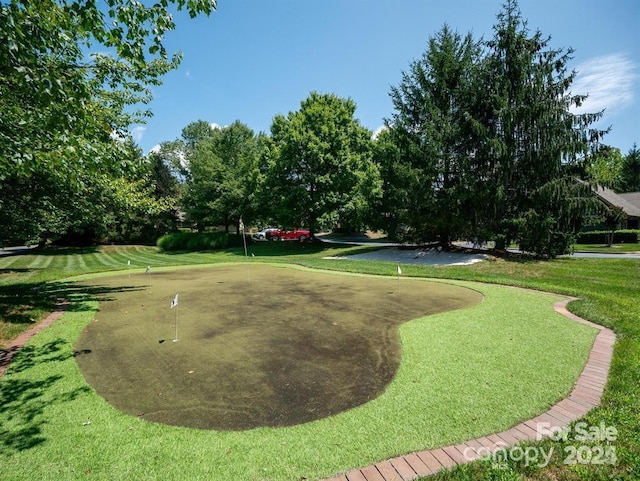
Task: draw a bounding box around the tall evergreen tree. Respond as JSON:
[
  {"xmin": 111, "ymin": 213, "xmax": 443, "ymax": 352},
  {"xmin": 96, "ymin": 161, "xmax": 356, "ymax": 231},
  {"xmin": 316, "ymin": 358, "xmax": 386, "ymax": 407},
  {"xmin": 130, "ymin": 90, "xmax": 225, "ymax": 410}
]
[
  {"xmin": 385, "ymin": 25, "xmax": 481, "ymax": 245},
  {"xmin": 620, "ymin": 143, "xmax": 640, "ymax": 192},
  {"xmin": 471, "ymin": 0, "xmax": 605, "ymax": 255},
  {"xmin": 384, "ymin": 1, "xmax": 605, "ymax": 256}
]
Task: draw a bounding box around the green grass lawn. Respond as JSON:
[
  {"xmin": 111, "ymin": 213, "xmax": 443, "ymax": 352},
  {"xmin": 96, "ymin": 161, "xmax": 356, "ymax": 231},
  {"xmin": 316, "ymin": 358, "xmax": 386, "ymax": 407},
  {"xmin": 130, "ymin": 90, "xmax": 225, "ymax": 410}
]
[
  {"xmin": 1, "ymin": 243, "xmax": 639, "ymax": 480},
  {"xmin": 574, "ymin": 243, "xmax": 640, "ymax": 253}
]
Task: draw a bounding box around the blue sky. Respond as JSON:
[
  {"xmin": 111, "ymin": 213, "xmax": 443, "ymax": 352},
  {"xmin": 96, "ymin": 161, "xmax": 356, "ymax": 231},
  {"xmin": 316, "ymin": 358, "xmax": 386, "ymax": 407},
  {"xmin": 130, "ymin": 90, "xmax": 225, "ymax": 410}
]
[{"xmin": 134, "ymin": 0, "xmax": 639, "ymax": 155}]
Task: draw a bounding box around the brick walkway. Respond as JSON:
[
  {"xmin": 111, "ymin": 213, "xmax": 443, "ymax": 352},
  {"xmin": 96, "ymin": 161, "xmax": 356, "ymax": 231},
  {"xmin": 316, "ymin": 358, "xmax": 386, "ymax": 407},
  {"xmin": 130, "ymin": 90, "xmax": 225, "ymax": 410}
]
[
  {"xmin": 0, "ymin": 299, "xmax": 68, "ymax": 379},
  {"xmin": 321, "ymin": 298, "xmax": 616, "ymax": 481}
]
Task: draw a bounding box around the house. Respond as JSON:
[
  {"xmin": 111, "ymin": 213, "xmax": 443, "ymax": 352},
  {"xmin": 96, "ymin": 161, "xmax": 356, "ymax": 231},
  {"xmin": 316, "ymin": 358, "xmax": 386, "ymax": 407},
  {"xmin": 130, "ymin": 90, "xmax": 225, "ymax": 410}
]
[{"xmin": 593, "ymin": 186, "xmax": 640, "ymax": 229}]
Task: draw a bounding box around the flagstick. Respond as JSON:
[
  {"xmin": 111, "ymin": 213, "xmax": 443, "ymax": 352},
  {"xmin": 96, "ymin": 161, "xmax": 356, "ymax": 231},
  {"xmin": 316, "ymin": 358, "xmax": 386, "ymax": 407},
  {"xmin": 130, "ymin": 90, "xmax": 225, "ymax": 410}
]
[
  {"xmin": 171, "ymin": 293, "xmax": 179, "ymax": 342},
  {"xmin": 241, "ymin": 219, "xmax": 250, "ymax": 282},
  {"xmin": 173, "ymin": 304, "xmax": 179, "ymax": 342}
]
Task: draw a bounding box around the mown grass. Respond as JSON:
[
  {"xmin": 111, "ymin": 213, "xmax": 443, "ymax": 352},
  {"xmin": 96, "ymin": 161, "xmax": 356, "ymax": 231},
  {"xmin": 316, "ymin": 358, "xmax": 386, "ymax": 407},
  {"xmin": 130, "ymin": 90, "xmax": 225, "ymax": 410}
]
[
  {"xmin": 575, "ymin": 243, "xmax": 640, "ymax": 253},
  {"xmin": 0, "ymin": 242, "xmax": 639, "ymax": 480}
]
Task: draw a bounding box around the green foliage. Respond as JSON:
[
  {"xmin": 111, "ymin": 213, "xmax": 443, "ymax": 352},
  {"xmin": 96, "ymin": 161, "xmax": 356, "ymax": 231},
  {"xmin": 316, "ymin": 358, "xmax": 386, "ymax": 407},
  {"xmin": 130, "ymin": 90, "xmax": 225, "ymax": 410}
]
[
  {"xmin": 264, "ymin": 91, "xmax": 382, "ymax": 235},
  {"xmin": 382, "ymin": 0, "xmax": 604, "ymax": 256},
  {"xmin": 577, "ymin": 230, "xmax": 639, "ymax": 244},
  {"xmin": 0, "ymin": 0, "xmax": 216, "ymax": 243},
  {"xmin": 475, "ymin": 0, "xmax": 604, "ymax": 254},
  {"xmin": 1, "ymin": 139, "xmax": 177, "ymax": 246},
  {"xmin": 1, "ymin": 0, "xmax": 216, "ymax": 170},
  {"xmin": 182, "ymin": 121, "xmax": 261, "ymax": 232},
  {"xmin": 156, "ymin": 231, "xmax": 244, "ymax": 251},
  {"xmin": 516, "ymin": 179, "xmax": 597, "ymax": 257},
  {"xmin": 586, "ymin": 145, "xmax": 625, "ymax": 191},
  {"xmin": 384, "ymin": 25, "xmax": 481, "ymax": 244},
  {"xmin": 620, "ymin": 143, "xmax": 640, "ymax": 192}
]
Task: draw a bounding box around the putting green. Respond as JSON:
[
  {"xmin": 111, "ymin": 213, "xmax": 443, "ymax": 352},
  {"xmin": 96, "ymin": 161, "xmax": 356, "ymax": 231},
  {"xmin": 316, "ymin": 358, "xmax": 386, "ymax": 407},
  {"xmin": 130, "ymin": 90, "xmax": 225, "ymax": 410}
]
[{"xmin": 74, "ymin": 264, "xmax": 483, "ymax": 430}]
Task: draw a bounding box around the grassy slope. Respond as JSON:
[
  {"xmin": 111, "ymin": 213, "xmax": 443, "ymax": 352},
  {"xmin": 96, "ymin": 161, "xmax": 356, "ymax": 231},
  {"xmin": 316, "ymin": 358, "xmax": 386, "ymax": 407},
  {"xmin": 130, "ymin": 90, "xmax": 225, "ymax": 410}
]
[{"xmin": 1, "ymin": 243, "xmax": 639, "ymax": 480}]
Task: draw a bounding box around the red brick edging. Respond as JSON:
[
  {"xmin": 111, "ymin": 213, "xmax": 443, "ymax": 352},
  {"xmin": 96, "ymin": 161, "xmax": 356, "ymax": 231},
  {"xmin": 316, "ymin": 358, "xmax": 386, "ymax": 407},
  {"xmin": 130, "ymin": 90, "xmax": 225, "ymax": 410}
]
[
  {"xmin": 0, "ymin": 299, "xmax": 68, "ymax": 379},
  {"xmin": 322, "ymin": 297, "xmax": 616, "ymax": 481}
]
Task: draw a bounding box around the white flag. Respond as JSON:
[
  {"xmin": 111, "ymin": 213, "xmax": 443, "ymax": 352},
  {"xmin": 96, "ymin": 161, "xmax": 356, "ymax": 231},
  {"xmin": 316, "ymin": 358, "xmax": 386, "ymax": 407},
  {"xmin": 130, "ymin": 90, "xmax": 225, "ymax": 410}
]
[
  {"xmin": 146, "ymin": 266, "xmax": 151, "ymax": 274},
  {"xmin": 170, "ymin": 293, "xmax": 179, "ymax": 308},
  {"xmin": 127, "ymin": 260, "xmax": 131, "ymax": 266},
  {"xmin": 397, "ymin": 265, "xmax": 402, "ymax": 275},
  {"xmin": 239, "ymin": 217, "xmax": 245, "ymax": 232}
]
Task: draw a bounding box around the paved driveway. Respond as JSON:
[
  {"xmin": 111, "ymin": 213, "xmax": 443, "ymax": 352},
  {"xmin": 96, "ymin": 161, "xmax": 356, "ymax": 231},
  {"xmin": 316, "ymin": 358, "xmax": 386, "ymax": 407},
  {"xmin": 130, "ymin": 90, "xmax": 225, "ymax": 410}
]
[{"xmin": 320, "ymin": 236, "xmax": 640, "ymax": 266}]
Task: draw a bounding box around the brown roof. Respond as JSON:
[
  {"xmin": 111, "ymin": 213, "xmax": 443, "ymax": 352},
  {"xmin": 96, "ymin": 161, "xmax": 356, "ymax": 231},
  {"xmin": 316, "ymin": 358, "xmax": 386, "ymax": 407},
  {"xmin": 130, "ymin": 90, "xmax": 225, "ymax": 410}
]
[
  {"xmin": 619, "ymin": 192, "xmax": 640, "ymax": 210},
  {"xmin": 595, "ymin": 186, "xmax": 640, "ymax": 218}
]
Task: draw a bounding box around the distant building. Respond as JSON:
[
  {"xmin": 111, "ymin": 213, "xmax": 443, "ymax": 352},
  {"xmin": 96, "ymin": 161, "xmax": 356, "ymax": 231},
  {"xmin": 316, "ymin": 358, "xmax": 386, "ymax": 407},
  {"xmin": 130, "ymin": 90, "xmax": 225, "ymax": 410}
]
[{"xmin": 593, "ymin": 186, "xmax": 640, "ymax": 229}]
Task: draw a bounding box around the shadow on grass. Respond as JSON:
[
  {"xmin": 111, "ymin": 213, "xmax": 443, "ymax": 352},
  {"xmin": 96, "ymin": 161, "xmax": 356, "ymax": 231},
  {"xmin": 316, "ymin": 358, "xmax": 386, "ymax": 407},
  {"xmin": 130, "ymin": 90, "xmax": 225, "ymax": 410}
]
[
  {"xmin": 0, "ymin": 281, "xmax": 145, "ymax": 333},
  {"xmin": 0, "ymin": 338, "xmax": 91, "ymax": 452},
  {"xmin": 0, "ymin": 268, "xmax": 38, "ymax": 275},
  {"xmin": 0, "ymin": 282, "xmax": 59, "ymax": 329},
  {"xmin": 25, "ymin": 246, "xmax": 100, "ymax": 256},
  {"xmin": 46, "ymin": 282, "xmax": 146, "ymax": 313}
]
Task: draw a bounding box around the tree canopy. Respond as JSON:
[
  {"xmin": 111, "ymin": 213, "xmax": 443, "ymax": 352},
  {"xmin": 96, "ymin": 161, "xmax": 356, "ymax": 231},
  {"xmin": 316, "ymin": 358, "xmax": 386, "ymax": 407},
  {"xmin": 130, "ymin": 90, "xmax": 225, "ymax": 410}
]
[
  {"xmin": 2, "ymin": 0, "xmax": 636, "ymax": 254},
  {"xmin": 0, "ymin": 0, "xmax": 216, "ymax": 244},
  {"xmin": 384, "ymin": 25, "xmax": 481, "ymax": 244},
  {"xmin": 263, "ymin": 92, "xmax": 381, "ymax": 236},
  {"xmin": 586, "ymin": 145, "xmax": 625, "ymax": 191},
  {"xmin": 182, "ymin": 121, "xmax": 261, "ymax": 232},
  {"xmin": 381, "ymin": 0, "xmax": 606, "ymax": 256}
]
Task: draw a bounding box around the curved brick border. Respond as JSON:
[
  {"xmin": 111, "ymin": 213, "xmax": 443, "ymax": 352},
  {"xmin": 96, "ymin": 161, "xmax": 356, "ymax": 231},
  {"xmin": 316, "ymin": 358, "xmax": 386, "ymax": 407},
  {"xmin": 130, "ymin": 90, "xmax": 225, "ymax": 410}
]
[
  {"xmin": 322, "ymin": 297, "xmax": 615, "ymax": 481},
  {"xmin": 0, "ymin": 299, "xmax": 68, "ymax": 379}
]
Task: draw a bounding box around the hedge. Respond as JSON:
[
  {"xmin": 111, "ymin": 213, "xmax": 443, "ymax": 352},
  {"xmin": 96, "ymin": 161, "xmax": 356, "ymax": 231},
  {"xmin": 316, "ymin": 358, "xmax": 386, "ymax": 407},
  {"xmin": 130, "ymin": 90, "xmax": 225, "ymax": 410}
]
[
  {"xmin": 157, "ymin": 232, "xmax": 246, "ymax": 252},
  {"xmin": 576, "ymin": 230, "xmax": 639, "ymax": 244}
]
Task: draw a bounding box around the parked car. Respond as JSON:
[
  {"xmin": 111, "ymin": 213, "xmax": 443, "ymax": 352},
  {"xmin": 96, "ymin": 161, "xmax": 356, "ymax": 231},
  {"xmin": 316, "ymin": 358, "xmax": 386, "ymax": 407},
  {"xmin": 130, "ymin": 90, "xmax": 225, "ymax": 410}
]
[{"xmin": 253, "ymin": 228, "xmax": 279, "ymax": 241}]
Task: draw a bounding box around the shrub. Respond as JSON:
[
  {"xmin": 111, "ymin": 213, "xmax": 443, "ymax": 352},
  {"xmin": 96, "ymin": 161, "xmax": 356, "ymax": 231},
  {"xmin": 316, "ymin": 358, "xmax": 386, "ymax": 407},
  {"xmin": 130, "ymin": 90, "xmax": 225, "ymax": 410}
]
[
  {"xmin": 576, "ymin": 230, "xmax": 639, "ymax": 244},
  {"xmin": 157, "ymin": 232, "xmax": 246, "ymax": 252}
]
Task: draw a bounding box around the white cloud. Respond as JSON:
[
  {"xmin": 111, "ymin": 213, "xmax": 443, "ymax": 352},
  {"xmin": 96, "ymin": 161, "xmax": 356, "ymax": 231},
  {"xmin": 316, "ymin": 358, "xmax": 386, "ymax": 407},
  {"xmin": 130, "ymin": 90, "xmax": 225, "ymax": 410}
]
[
  {"xmin": 571, "ymin": 53, "xmax": 636, "ymax": 114},
  {"xmin": 372, "ymin": 125, "xmax": 387, "ymax": 139},
  {"xmin": 149, "ymin": 144, "xmax": 161, "ymax": 154},
  {"xmin": 131, "ymin": 125, "xmax": 146, "ymax": 144}
]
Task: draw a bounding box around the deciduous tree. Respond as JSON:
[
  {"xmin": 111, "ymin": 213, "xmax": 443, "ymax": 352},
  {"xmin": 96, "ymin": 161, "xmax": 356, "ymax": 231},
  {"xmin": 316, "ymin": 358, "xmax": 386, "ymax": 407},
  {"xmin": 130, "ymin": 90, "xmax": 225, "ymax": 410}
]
[
  {"xmin": 264, "ymin": 92, "xmax": 381, "ymax": 236},
  {"xmin": 0, "ymin": 0, "xmax": 216, "ymax": 243},
  {"xmin": 182, "ymin": 121, "xmax": 260, "ymax": 232},
  {"xmin": 586, "ymin": 145, "xmax": 624, "ymax": 191}
]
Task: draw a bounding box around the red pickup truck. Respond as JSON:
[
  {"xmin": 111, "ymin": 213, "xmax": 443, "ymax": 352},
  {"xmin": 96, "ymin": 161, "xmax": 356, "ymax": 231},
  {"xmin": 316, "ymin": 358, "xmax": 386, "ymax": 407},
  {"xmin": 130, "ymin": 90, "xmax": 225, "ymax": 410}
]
[
  {"xmin": 253, "ymin": 228, "xmax": 311, "ymax": 242},
  {"xmin": 270, "ymin": 229, "xmax": 311, "ymax": 242}
]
